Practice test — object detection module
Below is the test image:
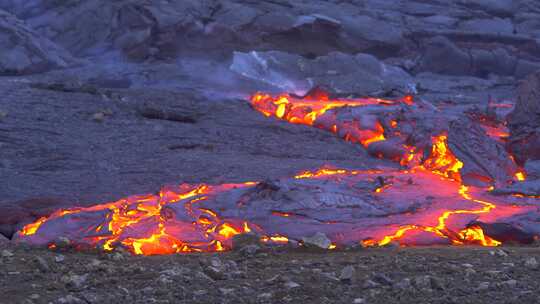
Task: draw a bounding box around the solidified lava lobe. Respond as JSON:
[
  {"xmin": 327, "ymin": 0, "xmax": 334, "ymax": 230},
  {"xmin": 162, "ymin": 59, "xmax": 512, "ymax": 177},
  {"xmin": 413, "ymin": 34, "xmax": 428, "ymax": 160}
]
[{"xmin": 17, "ymin": 91, "xmax": 540, "ymax": 255}]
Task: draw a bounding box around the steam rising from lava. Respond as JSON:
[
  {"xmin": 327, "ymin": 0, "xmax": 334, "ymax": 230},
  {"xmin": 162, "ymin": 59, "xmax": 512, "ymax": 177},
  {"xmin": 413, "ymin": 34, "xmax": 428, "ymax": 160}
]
[{"xmin": 17, "ymin": 90, "xmax": 540, "ymax": 255}]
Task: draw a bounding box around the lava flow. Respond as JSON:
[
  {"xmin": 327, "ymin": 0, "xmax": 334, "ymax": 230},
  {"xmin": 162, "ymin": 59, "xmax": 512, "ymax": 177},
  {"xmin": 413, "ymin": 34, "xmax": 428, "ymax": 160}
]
[{"xmin": 17, "ymin": 90, "xmax": 540, "ymax": 255}]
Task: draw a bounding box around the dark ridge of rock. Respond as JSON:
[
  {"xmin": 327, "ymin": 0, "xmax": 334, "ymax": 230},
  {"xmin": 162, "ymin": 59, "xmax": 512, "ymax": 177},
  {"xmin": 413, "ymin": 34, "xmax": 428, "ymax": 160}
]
[
  {"xmin": 416, "ymin": 36, "xmax": 472, "ymax": 76},
  {"xmin": 525, "ymin": 160, "xmax": 540, "ymax": 180},
  {"xmin": 137, "ymin": 105, "xmax": 201, "ymax": 124},
  {"xmin": 0, "ymin": 197, "xmax": 71, "ymax": 238},
  {"xmin": 491, "ymin": 180, "xmax": 540, "ymax": 197},
  {"xmin": 508, "ymin": 70, "xmax": 540, "ymax": 165},
  {"xmin": 0, "ymin": 1, "xmax": 407, "ymax": 61},
  {"xmin": 470, "ymin": 221, "xmax": 536, "ymax": 245},
  {"xmin": 448, "ymin": 118, "xmax": 518, "ymax": 187},
  {"xmin": 416, "ymin": 36, "xmax": 540, "ymax": 79},
  {"xmin": 0, "ymin": 9, "xmax": 75, "ymax": 75}
]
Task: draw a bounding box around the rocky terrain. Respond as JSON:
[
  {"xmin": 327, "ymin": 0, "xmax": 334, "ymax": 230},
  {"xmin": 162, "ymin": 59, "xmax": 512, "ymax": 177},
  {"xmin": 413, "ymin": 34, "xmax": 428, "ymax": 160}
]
[
  {"xmin": 2, "ymin": 240, "xmax": 540, "ymax": 304},
  {"xmin": 1, "ymin": 0, "xmax": 540, "ymax": 303}
]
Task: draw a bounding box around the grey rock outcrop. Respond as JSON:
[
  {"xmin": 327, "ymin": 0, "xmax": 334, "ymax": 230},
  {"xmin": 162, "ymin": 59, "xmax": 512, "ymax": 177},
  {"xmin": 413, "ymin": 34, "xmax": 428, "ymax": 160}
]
[
  {"xmin": 0, "ymin": 9, "xmax": 75, "ymax": 75},
  {"xmin": 508, "ymin": 70, "xmax": 540, "ymax": 164}
]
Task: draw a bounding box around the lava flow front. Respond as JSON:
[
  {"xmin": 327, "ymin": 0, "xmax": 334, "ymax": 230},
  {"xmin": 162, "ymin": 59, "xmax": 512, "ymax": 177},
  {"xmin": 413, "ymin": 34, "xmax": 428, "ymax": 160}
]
[{"xmin": 17, "ymin": 90, "xmax": 540, "ymax": 255}]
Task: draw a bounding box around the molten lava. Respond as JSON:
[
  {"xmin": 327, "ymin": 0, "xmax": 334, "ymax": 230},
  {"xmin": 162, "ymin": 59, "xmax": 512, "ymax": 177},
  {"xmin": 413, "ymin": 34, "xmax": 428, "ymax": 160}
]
[{"xmin": 17, "ymin": 90, "xmax": 540, "ymax": 255}]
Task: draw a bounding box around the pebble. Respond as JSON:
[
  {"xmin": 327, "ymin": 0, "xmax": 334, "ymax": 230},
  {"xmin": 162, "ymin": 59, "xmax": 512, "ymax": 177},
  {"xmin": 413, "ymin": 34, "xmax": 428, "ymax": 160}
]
[
  {"xmin": 203, "ymin": 266, "xmax": 224, "ymax": 280},
  {"xmin": 57, "ymin": 295, "xmax": 86, "ymax": 304},
  {"xmin": 465, "ymin": 268, "xmax": 476, "ymax": 277},
  {"xmin": 55, "ymin": 255, "xmax": 66, "ymax": 263},
  {"xmin": 476, "ymin": 282, "xmax": 490, "ymax": 291},
  {"xmin": 34, "ymin": 256, "xmax": 50, "ymax": 272},
  {"xmin": 353, "ymin": 299, "xmax": 366, "ymax": 304},
  {"xmin": 283, "ymin": 281, "xmax": 301, "ymax": 289},
  {"xmin": 395, "ymin": 278, "xmax": 412, "ymax": 290},
  {"xmin": 485, "ymin": 270, "xmax": 503, "ymax": 277},
  {"xmin": 501, "ymin": 279, "xmax": 517, "ymax": 288},
  {"xmin": 62, "ymin": 274, "xmax": 88, "ymax": 291},
  {"xmin": 258, "ymin": 293, "xmax": 272, "ymax": 299},
  {"xmin": 193, "ymin": 290, "xmax": 208, "ymax": 296},
  {"xmin": 158, "ymin": 274, "xmax": 173, "ymax": 284},
  {"xmin": 372, "ymin": 272, "xmax": 393, "ymax": 286},
  {"xmin": 414, "ymin": 275, "xmax": 432, "ymax": 290},
  {"xmin": 219, "ymin": 288, "xmax": 235, "ymax": 295},
  {"xmin": 489, "ymin": 249, "xmax": 508, "ymax": 257},
  {"xmin": 210, "ymin": 256, "xmax": 223, "ymax": 268},
  {"xmin": 1, "ymin": 249, "xmax": 14, "ymax": 258},
  {"xmin": 92, "ymin": 112, "xmax": 105, "ymax": 122},
  {"xmin": 339, "ymin": 265, "xmax": 355, "ymax": 283},
  {"xmin": 195, "ymin": 271, "xmax": 214, "ymax": 282},
  {"xmin": 266, "ymin": 274, "xmax": 281, "ymax": 284},
  {"xmin": 363, "ymin": 280, "xmax": 380, "ymax": 289},
  {"xmin": 525, "ymin": 257, "xmax": 539, "ymax": 270},
  {"xmin": 502, "ymin": 262, "xmax": 515, "ymax": 268}
]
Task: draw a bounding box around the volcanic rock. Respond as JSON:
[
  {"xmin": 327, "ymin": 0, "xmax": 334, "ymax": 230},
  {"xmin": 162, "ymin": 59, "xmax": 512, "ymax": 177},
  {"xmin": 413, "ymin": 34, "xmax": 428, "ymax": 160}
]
[
  {"xmin": 62, "ymin": 274, "xmax": 88, "ymax": 291},
  {"xmin": 464, "ymin": 0, "xmax": 514, "ymax": 16},
  {"xmin": 55, "ymin": 254, "xmax": 65, "ymax": 263},
  {"xmin": 363, "ymin": 279, "xmax": 381, "ymax": 289},
  {"xmin": 232, "ymin": 232, "xmax": 260, "ymax": 249},
  {"xmin": 283, "ymin": 281, "xmax": 301, "ymax": 289},
  {"xmin": 0, "ymin": 197, "xmax": 72, "ymax": 239},
  {"xmin": 34, "ymin": 256, "xmax": 51, "ymax": 272},
  {"xmin": 395, "ymin": 278, "xmax": 413, "ymax": 290},
  {"xmin": 57, "ymin": 295, "xmax": 86, "ymax": 304},
  {"xmin": 448, "ymin": 117, "xmax": 518, "ymax": 186},
  {"xmin": 525, "ymin": 161, "xmax": 540, "ymax": 180},
  {"xmin": 1, "ymin": 249, "xmax": 13, "ymax": 258},
  {"xmin": 524, "ymin": 257, "xmax": 539, "ymax": 270},
  {"xmin": 230, "ymin": 51, "xmax": 411, "ymax": 95},
  {"xmin": 0, "ymin": 9, "xmax": 74, "ymax": 75},
  {"xmin": 417, "ymin": 36, "xmax": 471, "ymax": 76},
  {"xmin": 0, "ymin": 0, "xmax": 405, "ymax": 61},
  {"xmin": 416, "ymin": 34, "xmax": 540, "ymax": 79},
  {"xmin": 492, "ymin": 180, "xmax": 540, "ymax": 197},
  {"xmin": 301, "ymin": 232, "xmax": 332, "ymax": 250},
  {"xmin": 508, "ymin": 70, "xmax": 540, "ymax": 164},
  {"xmin": 501, "ymin": 279, "xmax": 518, "ymax": 289},
  {"xmin": 469, "ymin": 222, "xmax": 536, "ymax": 245},
  {"xmin": 203, "ymin": 266, "xmax": 224, "ymax": 281},
  {"xmin": 476, "ymin": 282, "xmax": 491, "ymax": 292},
  {"xmin": 238, "ymin": 245, "xmax": 261, "ymax": 257},
  {"xmin": 339, "ymin": 265, "xmax": 355, "ymax": 283},
  {"xmin": 0, "ymin": 234, "xmax": 9, "ymax": 246},
  {"xmin": 459, "ymin": 18, "xmax": 513, "ymax": 34},
  {"xmin": 372, "ymin": 273, "xmax": 394, "ymax": 286}
]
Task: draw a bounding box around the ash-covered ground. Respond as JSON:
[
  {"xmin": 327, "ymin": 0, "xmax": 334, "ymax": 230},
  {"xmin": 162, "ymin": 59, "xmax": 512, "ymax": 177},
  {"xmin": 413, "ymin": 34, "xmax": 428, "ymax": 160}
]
[{"xmin": 1, "ymin": 0, "xmax": 540, "ymax": 303}]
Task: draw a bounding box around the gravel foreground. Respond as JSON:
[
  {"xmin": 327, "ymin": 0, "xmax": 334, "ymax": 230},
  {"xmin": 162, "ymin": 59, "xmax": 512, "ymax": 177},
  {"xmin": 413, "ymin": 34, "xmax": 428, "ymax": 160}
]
[{"xmin": 2, "ymin": 244, "xmax": 540, "ymax": 304}]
